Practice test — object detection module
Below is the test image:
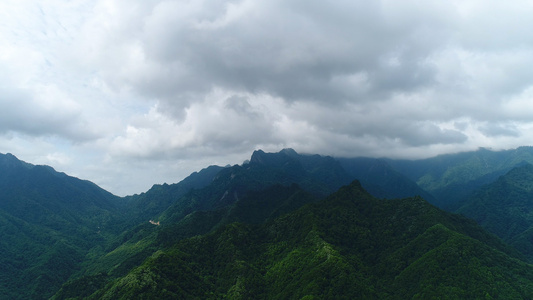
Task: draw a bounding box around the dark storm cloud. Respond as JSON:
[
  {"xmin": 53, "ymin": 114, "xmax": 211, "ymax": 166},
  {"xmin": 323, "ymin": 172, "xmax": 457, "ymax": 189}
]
[
  {"xmin": 99, "ymin": 0, "xmax": 454, "ymax": 111},
  {"xmin": 6, "ymin": 0, "xmax": 533, "ymax": 195}
]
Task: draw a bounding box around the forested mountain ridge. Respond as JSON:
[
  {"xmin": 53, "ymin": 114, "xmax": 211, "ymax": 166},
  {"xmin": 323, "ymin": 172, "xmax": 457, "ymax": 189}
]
[
  {"xmin": 121, "ymin": 164, "xmax": 226, "ymax": 223},
  {"xmin": 3, "ymin": 148, "xmax": 533, "ymax": 298},
  {"xmin": 120, "ymin": 148, "xmax": 353, "ymax": 226},
  {"xmin": 386, "ymin": 146, "xmax": 533, "ymax": 208},
  {"xmin": 53, "ymin": 184, "xmax": 320, "ymax": 299},
  {"xmin": 0, "ymin": 153, "xmax": 123, "ymax": 299},
  {"xmin": 0, "ymin": 153, "xmax": 119, "ymax": 217},
  {"xmin": 81, "ymin": 181, "xmax": 533, "ymax": 299},
  {"xmin": 455, "ymin": 163, "xmax": 533, "ymax": 261},
  {"xmin": 73, "ymin": 149, "xmax": 348, "ymax": 284}
]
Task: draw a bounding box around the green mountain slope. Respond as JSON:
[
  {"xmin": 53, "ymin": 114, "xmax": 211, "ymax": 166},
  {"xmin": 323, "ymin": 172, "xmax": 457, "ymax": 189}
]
[
  {"xmin": 152, "ymin": 149, "xmax": 352, "ymax": 227},
  {"xmin": 25, "ymin": 149, "xmax": 332, "ymax": 298},
  {"xmin": 0, "ymin": 153, "xmax": 123, "ymax": 300},
  {"xmin": 456, "ymin": 163, "xmax": 533, "ymax": 260},
  {"xmin": 118, "ymin": 149, "xmax": 351, "ymax": 228},
  {"xmin": 0, "ymin": 153, "xmax": 120, "ymax": 227},
  {"xmin": 79, "ymin": 184, "xmax": 316, "ymax": 280},
  {"xmin": 122, "ymin": 165, "xmax": 226, "ymax": 222},
  {"xmin": 120, "ymin": 149, "xmax": 438, "ymax": 230},
  {"xmin": 6, "ymin": 147, "xmax": 533, "ymax": 299},
  {"xmin": 52, "ymin": 184, "xmax": 318, "ymax": 299},
  {"xmin": 54, "ymin": 148, "xmax": 533, "ymax": 298},
  {"xmin": 84, "ymin": 181, "xmax": 533, "ymax": 299},
  {"xmin": 51, "ymin": 149, "xmax": 362, "ymax": 297},
  {"xmin": 155, "ymin": 183, "xmax": 317, "ymax": 248},
  {"xmin": 387, "ymin": 146, "xmax": 533, "ymax": 208}
]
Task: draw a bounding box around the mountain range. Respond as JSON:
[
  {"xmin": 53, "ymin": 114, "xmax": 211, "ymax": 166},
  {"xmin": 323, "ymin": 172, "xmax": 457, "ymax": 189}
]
[
  {"xmin": 0, "ymin": 153, "xmax": 122, "ymax": 299},
  {"xmin": 455, "ymin": 163, "xmax": 533, "ymax": 261},
  {"xmin": 2, "ymin": 147, "xmax": 533, "ymax": 298}
]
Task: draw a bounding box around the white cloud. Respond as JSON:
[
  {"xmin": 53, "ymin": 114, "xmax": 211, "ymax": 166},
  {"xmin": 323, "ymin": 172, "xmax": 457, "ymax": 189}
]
[{"xmin": 2, "ymin": 0, "xmax": 533, "ymax": 195}]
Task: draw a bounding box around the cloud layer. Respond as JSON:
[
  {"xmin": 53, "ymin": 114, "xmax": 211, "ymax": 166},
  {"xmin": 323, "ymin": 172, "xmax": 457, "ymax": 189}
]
[{"xmin": 2, "ymin": 0, "xmax": 533, "ymax": 195}]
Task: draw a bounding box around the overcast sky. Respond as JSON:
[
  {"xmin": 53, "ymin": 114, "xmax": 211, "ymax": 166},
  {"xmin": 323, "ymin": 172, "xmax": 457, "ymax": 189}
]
[{"xmin": 2, "ymin": 0, "xmax": 533, "ymax": 195}]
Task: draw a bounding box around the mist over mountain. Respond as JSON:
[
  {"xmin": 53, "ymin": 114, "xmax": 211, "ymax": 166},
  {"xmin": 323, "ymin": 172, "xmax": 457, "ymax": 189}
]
[
  {"xmin": 386, "ymin": 146, "xmax": 533, "ymax": 208},
  {"xmin": 2, "ymin": 147, "xmax": 533, "ymax": 298},
  {"xmin": 336, "ymin": 156, "xmax": 435, "ymax": 202}
]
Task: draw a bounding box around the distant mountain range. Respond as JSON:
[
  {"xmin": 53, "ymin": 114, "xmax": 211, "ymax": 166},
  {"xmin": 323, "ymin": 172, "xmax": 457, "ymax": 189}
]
[
  {"xmin": 386, "ymin": 146, "xmax": 533, "ymax": 208},
  {"xmin": 2, "ymin": 147, "xmax": 533, "ymax": 298}
]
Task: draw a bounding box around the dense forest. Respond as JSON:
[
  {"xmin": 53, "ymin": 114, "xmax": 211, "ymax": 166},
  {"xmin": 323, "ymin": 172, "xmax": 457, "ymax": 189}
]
[
  {"xmin": 71, "ymin": 182, "xmax": 533, "ymax": 299},
  {"xmin": 2, "ymin": 147, "xmax": 533, "ymax": 299}
]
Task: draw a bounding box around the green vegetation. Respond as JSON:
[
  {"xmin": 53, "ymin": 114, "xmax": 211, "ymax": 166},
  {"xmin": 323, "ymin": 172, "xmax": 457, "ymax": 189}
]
[
  {"xmin": 456, "ymin": 163, "xmax": 533, "ymax": 261},
  {"xmin": 122, "ymin": 165, "xmax": 225, "ymax": 223},
  {"xmin": 386, "ymin": 146, "xmax": 533, "ymax": 208},
  {"xmin": 53, "ymin": 183, "xmax": 318, "ymax": 298},
  {"xmin": 5, "ymin": 148, "xmax": 533, "ymax": 299},
  {"xmin": 0, "ymin": 153, "xmax": 123, "ymax": 299},
  {"xmin": 84, "ymin": 181, "xmax": 533, "ymax": 299}
]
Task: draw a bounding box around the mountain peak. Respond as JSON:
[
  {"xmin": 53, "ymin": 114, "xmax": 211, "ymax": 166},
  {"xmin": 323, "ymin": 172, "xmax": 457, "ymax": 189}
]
[
  {"xmin": 332, "ymin": 179, "xmax": 372, "ymax": 201},
  {"xmin": 280, "ymin": 148, "xmax": 298, "ymax": 156},
  {"xmin": 0, "ymin": 152, "xmax": 29, "ymax": 169},
  {"xmin": 2, "ymin": 152, "xmax": 19, "ymax": 161},
  {"xmin": 250, "ymin": 148, "xmax": 300, "ymax": 164}
]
